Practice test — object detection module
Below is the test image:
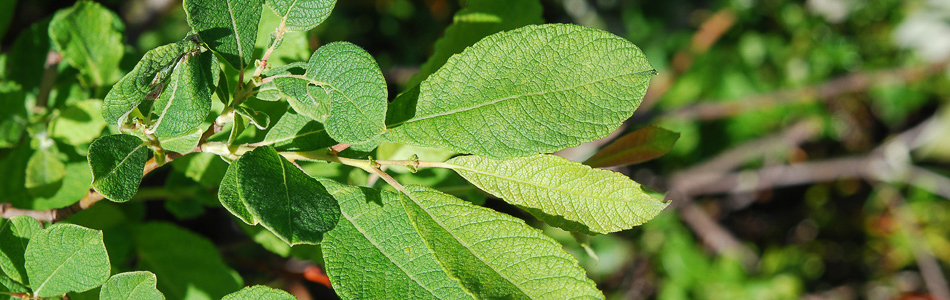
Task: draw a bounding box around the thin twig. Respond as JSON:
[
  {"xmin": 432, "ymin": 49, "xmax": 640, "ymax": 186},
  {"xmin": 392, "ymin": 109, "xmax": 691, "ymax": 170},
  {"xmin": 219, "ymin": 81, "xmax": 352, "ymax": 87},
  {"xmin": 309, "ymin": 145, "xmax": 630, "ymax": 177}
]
[{"xmin": 34, "ymin": 51, "xmax": 62, "ymax": 114}]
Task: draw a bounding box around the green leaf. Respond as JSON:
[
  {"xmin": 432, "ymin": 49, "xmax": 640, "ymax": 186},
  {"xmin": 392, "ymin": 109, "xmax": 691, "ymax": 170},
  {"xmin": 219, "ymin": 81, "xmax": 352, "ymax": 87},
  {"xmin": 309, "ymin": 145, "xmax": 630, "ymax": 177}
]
[
  {"xmin": 257, "ymin": 62, "xmax": 306, "ymax": 101},
  {"xmin": 235, "ymin": 106, "xmax": 270, "ymax": 130},
  {"xmin": 266, "ymin": 0, "xmax": 335, "ymax": 32},
  {"xmin": 148, "ymin": 52, "xmax": 216, "ymax": 139},
  {"xmin": 25, "ymin": 224, "xmax": 110, "ymax": 297},
  {"xmin": 6, "ymin": 20, "xmax": 50, "ymax": 92},
  {"xmin": 255, "ymin": 5, "xmax": 310, "ymax": 65},
  {"xmin": 0, "ymin": 274, "xmax": 30, "ymax": 299},
  {"xmin": 408, "ymin": 0, "xmax": 542, "ymax": 86},
  {"xmin": 259, "ymin": 108, "xmax": 334, "ymax": 151},
  {"xmin": 222, "ymin": 285, "xmax": 294, "ymax": 300},
  {"xmin": 160, "ymin": 127, "xmax": 203, "ymax": 154},
  {"xmin": 25, "ymin": 145, "xmax": 65, "ymax": 190},
  {"xmin": 584, "ymin": 125, "xmax": 679, "ymax": 167},
  {"xmin": 0, "ymin": 82, "xmax": 26, "ymax": 148},
  {"xmin": 0, "ymin": 216, "xmax": 42, "ymax": 285},
  {"xmin": 100, "ymin": 271, "xmax": 165, "ymax": 300},
  {"xmin": 402, "ymin": 185, "xmax": 604, "ymax": 299},
  {"xmin": 320, "ymin": 181, "xmax": 474, "ymax": 299},
  {"xmin": 385, "ymin": 24, "xmax": 655, "ymax": 158},
  {"xmin": 184, "ymin": 0, "xmax": 264, "ymax": 71},
  {"xmin": 103, "ymin": 42, "xmax": 191, "ymax": 126},
  {"xmin": 48, "ymin": 1, "xmax": 124, "ymax": 86},
  {"xmin": 30, "ymin": 162, "xmax": 94, "ymax": 210},
  {"xmin": 170, "ymin": 153, "xmax": 229, "ymax": 188},
  {"xmin": 133, "ymin": 223, "xmax": 242, "ymax": 300},
  {"xmin": 218, "ymin": 161, "xmax": 256, "ymax": 225},
  {"xmin": 273, "ymin": 76, "xmax": 330, "ymax": 122},
  {"xmin": 50, "ymin": 100, "xmax": 107, "ymax": 145},
  {"xmin": 88, "ymin": 134, "xmax": 149, "ymax": 203},
  {"xmin": 446, "ymin": 154, "xmax": 667, "ymax": 234},
  {"xmin": 304, "ymin": 42, "xmax": 388, "ymax": 144},
  {"xmin": 233, "ymin": 146, "xmax": 341, "ymax": 244},
  {"xmin": 0, "ymin": 0, "xmax": 16, "ymax": 40}
]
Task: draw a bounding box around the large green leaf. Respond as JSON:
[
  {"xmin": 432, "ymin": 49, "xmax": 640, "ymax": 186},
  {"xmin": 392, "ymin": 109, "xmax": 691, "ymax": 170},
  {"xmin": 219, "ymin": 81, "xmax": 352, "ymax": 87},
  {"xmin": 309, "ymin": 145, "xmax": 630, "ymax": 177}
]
[
  {"xmin": 258, "ymin": 108, "xmax": 334, "ymax": 151},
  {"xmin": 230, "ymin": 146, "xmax": 340, "ymax": 244},
  {"xmin": 133, "ymin": 223, "xmax": 242, "ymax": 300},
  {"xmin": 321, "ymin": 181, "xmax": 474, "ymax": 299},
  {"xmin": 385, "ymin": 24, "xmax": 655, "ymax": 158},
  {"xmin": 29, "ymin": 162, "xmax": 94, "ymax": 210},
  {"xmin": 584, "ymin": 125, "xmax": 680, "ymax": 167},
  {"xmin": 50, "ymin": 100, "xmax": 107, "ymax": 145},
  {"xmin": 445, "ymin": 154, "xmax": 667, "ymax": 234},
  {"xmin": 266, "ymin": 0, "xmax": 335, "ymax": 32},
  {"xmin": 24, "ymin": 145, "xmax": 65, "ymax": 190},
  {"xmin": 217, "ymin": 161, "xmax": 256, "ymax": 225},
  {"xmin": 25, "ymin": 224, "xmax": 110, "ymax": 297},
  {"xmin": 103, "ymin": 42, "xmax": 191, "ymax": 125},
  {"xmin": 48, "ymin": 1, "xmax": 124, "ymax": 86},
  {"xmin": 402, "ymin": 185, "xmax": 603, "ymax": 299},
  {"xmin": 408, "ymin": 0, "xmax": 542, "ymax": 86},
  {"xmin": 184, "ymin": 0, "xmax": 263, "ymax": 71},
  {"xmin": 149, "ymin": 52, "xmax": 216, "ymax": 139},
  {"xmin": 100, "ymin": 271, "xmax": 165, "ymax": 300},
  {"xmin": 222, "ymin": 285, "xmax": 294, "ymax": 300},
  {"xmin": 88, "ymin": 134, "xmax": 149, "ymax": 203},
  {"xmin": 0, "ymin": 216, "xmax": 42, "ymax": 285}
]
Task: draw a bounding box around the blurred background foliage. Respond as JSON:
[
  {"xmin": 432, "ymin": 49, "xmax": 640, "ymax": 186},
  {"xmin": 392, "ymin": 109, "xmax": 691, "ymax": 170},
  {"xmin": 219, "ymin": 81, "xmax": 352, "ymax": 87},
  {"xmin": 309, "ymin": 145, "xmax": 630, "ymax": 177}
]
[{"xmin": 2, "ymin": 0, "xmax": 950, "ymax": 299}]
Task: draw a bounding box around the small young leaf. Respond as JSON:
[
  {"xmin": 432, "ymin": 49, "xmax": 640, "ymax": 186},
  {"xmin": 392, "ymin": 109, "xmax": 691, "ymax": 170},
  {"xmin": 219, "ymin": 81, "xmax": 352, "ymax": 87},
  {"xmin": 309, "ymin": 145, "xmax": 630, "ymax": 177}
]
[
  {"xmin": 259, "ymin": 108, "xmax": 334, "ymax": 151},
  {"xmin": 88, "ymin": 134, "xmax": 149, "ymax": 203},
  {"xmin": 149, "ymin": 52, "xmax": 216, "ymax": 139},
  {"xmin": 0, "ymin": 216, "xmax": 42, "ymax": 285},
  {"xmin": 50, "ymin": 100, "xmax": 107, "ymax": 145},
  {"xmin": 159, "ymin": 127, "xmax": 203, "ymax": 154},
  {"xmin": 584, "ymin": 125, "xmax": 680, "ymax": 167},
  {"xmin": 446, "ymin": 154, "xmax": 667, "ymax": 234},
  {"xmin": 273, "ymin": 76, "xmax": 331, "ymax": 122},
  {"xmin": 184, "ymin": 0, "xmax": 264, "ymax": 71},
  {"xmin": 266, "ymin": 0, "xmax": 336, "ymax": 32},
  {"xmin": 306, "ymin": 42, "xmax": 388, "ymax": 145},
  {"xmin": 48, "ymin": 1, "xmax": 124, "ymax": 86},
  {"xmin": 408, "ymin": 0, "xmax": 543, "ymax": 86},
  {"xmin": 235, "ymin": 106, "xmax": 270, "ymax": 130},
  {"xmin": 235, "ymin": 146, "xmax": 341, "ymax": 244},
  {"xmin": 99, "ymin": 271, "xmax": 165, "ymax": 300},
  {"xmin": 25, "ymin": 146, "xmax": 66, "ymax": 190},
  {"xmin": 321, "ymin": 181, "xmax": 474, "ymax": 299},
  {"xmin": 222, "ymin": 285, "xmax": 294, "ymax": 300},
  {"xmin": 385, "ymin": 24, "xmax": 655, "ymax": 158},
  {"xmin": 402, "ymin": 185, "xmax": 604, "ymax": 299},
  {"xmin": 103, "ymin": 42, "xmax": 191, "ymax": 125},
  {"xmin": 133, "ymin": 223, "xmax": 243, "ymax": 300},
  {"xmin": 25, "ymin": 224, "xmax": 110, "ymax": 297}
]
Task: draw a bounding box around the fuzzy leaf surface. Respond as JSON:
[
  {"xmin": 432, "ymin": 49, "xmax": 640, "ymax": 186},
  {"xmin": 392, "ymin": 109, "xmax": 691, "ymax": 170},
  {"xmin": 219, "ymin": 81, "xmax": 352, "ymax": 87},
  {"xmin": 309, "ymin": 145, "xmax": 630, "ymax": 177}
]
[
  {"xmin": 25, "ymin": 224, "xmax": 110, "ymax": 297},
  {"xmin": 385, "ymin": 24, "xmax": 654, "ymax": 158},
  {"xmin": 222, "ymin": 285, "xmax": 294, "ymax": 300},
  {"xmin": 149, "ymin": 52, "xmax": 216, "ymax": 139},
  {"xmin": 408, "ymin": 0, "xmax": 542, "ymax": 86},
  {"xmin": 446, "ymin": 155, "xmax": 667, "ymax": 234},
  {"xmin": 304, "ymin": 42, "xmax": 387, "ymax": 144},
  {"xmin": 184, "ymin": 0, "xmax": 263, "ymax": 71},
  {"xmin": 48, "ymin": 1, "xmax": 124, "ymax": 86},
  {"xmin": 100, "ymin": 271, "xmax": 165, "ymax": 300},
  {"xmin": 234, "ymin": 146, "xmax": 340, "ymax": 244},
  {"xmin": 0, "ymin": 216, "xmax": 42, "ymax": 285},
  {"xmin": 402, "ymin": 185, "xmax": 604, "ymax": 299},
  {"xmin": 102, "ymin": 42, "xmax": 190, "ymax": 125},
  {"xmin": 585, "ymin": 125, "xmax": 679, "ymax": 167},
  {"xmin": 266, "ymin": 0, "xmax": 336, "ymax": 31},
  {"xmin": 321, "ymin": 181, "xmax": 474, "ymax": 299},
  {"xmin": 88, "ymin": 134, "xmax": 148, "ymax": 202}
]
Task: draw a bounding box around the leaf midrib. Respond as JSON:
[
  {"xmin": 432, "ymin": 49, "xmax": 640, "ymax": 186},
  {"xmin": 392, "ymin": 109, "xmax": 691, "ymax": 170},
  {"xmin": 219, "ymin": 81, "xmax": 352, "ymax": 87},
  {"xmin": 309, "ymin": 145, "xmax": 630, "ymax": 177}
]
[
  {"xmin": 32, "ymin": 233, "xmax": 95, "ymax": 296},
  {"xmin": 446, "ymin": 161, "xmax": 626, "ymax": 204},
  {"xmin": 98, "ymin": 143, "xmax": 145, "ymax": 184},
  {"xmin": 388, "ymin": 69, "xmax": 655, "ymax": 128},
  {"xmin": 225, "ymin": 0, "xmax": 246, "ymax": 70}
]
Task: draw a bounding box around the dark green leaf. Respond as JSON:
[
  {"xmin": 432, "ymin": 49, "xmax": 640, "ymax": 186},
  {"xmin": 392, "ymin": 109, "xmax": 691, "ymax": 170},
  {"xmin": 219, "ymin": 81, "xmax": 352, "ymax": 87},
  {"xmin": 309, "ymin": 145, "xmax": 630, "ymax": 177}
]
[
  {"xmin": 585, "ymin": 125, "xmax": 680, "ymax": 167},
  {"xmin": 0, "ymin": 82, "xmax": 26, "ymax": 148},
  {"xmin": 6, "ymin": 20, "xmax": 50, "ymax": 92},
  {"xmin": 25, "ymin": 224, "xmax": 110, "ymax": 297},
  {"xmin": 218, "ymin": 161, "xmax": 256, "ymax": 225},
  {"xmin": 103, "ymin": 42, "xmax": 191, "ymax": 125},
  {"xmin": 99, "ymin": 271, "xmax": 165, "ymax": 300},
  {"xmin": 0, "ymin": 0, "xmax": 16, "ymax": 40},
  {"xmin": 133, "ymin": 223, "xmax": 242, "ymax": 300},
  {"xmin": 184, "ymin": 0, "xmax": 264, "ymax": 71},
  {"xmin": 48, "ymin": 1, "xmax": 124, "ymax": 86},
  {"xmin": 88, "ymin": 134, "xmax": 149, "ymax": 203},
  {"xmin": 0, "ymin": 216, "xmax": 42, "ymax": 285},
  {"xmin": 148, "ymin": 52, "xmax": 216, "ymax": 139},
  {"xmin": 233, "ymin": 146, "xmax": 340, "ymax": 244},
  {"xmin": 384, "ymin": 24, "xmax": 655, "ymax": 158}
]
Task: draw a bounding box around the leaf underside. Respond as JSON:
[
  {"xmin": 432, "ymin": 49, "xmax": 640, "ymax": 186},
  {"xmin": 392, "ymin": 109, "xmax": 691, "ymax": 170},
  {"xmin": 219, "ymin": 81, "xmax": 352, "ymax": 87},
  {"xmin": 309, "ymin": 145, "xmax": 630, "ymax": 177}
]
[
  {"xmin": 584, "ymin": 125, "xmax": 680, "ymax": 167},
  {"xmin": 266, "ymin": 0, "xmax": 336, "ymax": 32}
]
